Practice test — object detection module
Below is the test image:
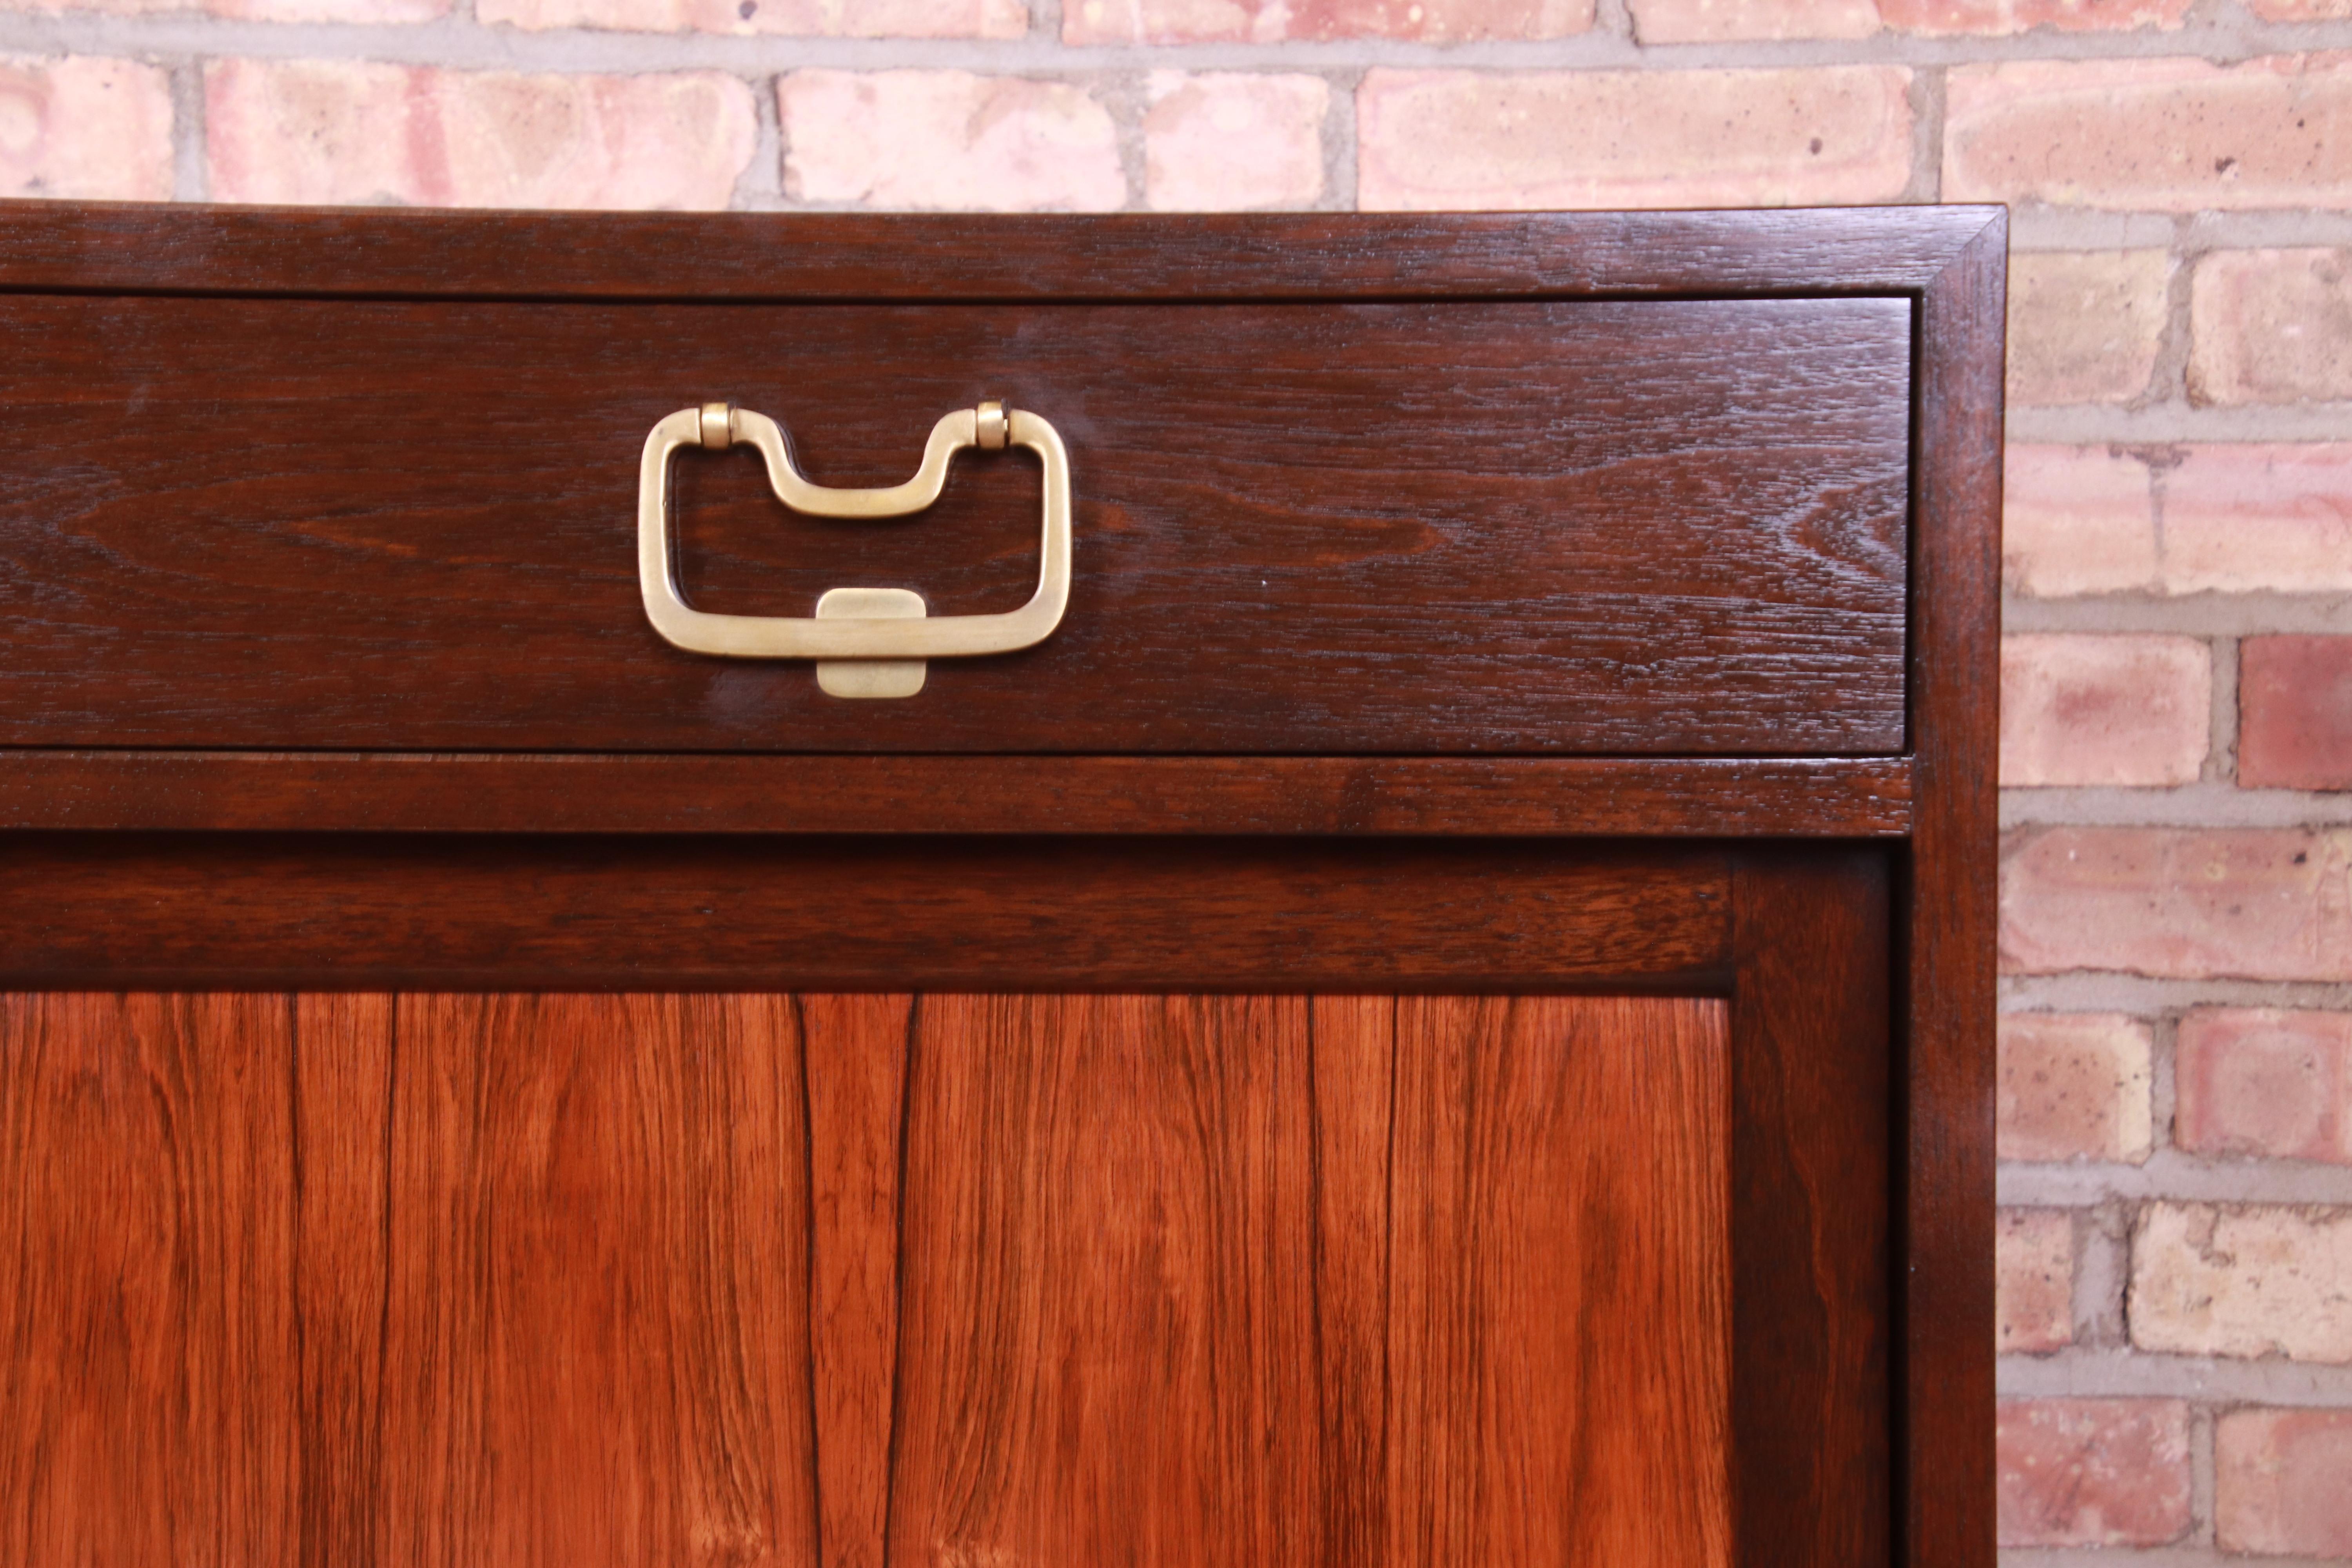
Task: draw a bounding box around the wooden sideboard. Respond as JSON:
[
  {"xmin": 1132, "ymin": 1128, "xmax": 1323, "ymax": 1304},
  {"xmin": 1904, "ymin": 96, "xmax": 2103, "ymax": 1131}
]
[{"xmin": 0, "ymin": 202, "xmax": 2001, "ymax": 1567}]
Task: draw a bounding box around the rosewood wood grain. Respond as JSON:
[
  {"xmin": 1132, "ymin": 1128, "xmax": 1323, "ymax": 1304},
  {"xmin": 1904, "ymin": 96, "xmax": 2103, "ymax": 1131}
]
[
  {"xmin": 0, "ymin": 294, "xmax": 1909, "ymax": 755},
  {"xmin": 802, "ymin": 995, "xmax": 913, "ymax": 1568},
  {"xmin": 1386, "ymin": 995, "xmax": 1732, "ymax": 1568},
  {"xmin": 0, "ymin": 202, "xmax": 2005, "ymax": 301},
  {"xmin": 1904, "ymin": 210, "xmax": 2004, "ymax": 1568},
  {"xmin": 0, "ymin": 752, "xmax": 1913, "ymax": 837},
  {"xmin": 1730, "ymin": 851, "xmax": 1892, "ymax": 1568},
  {"xmin": 0, "ymin": 836, "xmax": 1730, "ymax": 991}
]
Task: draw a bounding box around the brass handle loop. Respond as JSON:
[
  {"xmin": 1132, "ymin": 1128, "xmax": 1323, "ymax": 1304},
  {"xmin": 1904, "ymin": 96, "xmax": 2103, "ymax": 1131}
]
[{"xmin": 636, "ymin": 399, "xmax": 1071, "ymax": 670}]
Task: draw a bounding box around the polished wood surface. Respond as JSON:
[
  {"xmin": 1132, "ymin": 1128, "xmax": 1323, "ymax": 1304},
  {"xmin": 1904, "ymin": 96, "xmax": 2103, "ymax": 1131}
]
[
  {"xmin": 0, "ymin": 201, "xmax": 2005, "ymax": 301},
  {"xmin": 0, "ymin": 752, "xmax": 1912, "ymax": 837},
  {"xmin": 0, "ymin": 837, "xmax": 1730, "ymax": 991},
  {"xmin": 0, "ymin": 294, "xmax": 1908, "ymax": 755},
  {"xmin": 0, "ymin": 991, "xmax": 1731, "ymax": 1568}
]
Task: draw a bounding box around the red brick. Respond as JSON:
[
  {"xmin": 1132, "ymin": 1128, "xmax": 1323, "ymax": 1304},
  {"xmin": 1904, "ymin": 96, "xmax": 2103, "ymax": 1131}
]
[
  {"xmin": 0, "ymin": 55, "xmax": 174, "ymax": 202},
  {"xmin": 2177, "ymin": 1008, "xmax": 2352, "ymax": 1164},
  {"xmin": 206, "ymin": 60, "xmax": 755, "ymax": 209},
  {"xmin": 1944, "ymin": 54, "xmax": 2352, "ymax": 211},
  {"xmin": 2191, "ymin": 249, "xmax": 2352, "ymax": 406},
  {"xmin": 2242, "ymin": 638, "xmax": 2352, "ymax": 791},
  {"xmin": 1356, "ymin": 66, "xmax": 1912, "ymax": 211},
  {"xmin": 1632, "ymin": 0, "xmax": 2188, "ymax": 38},
  {"xmin": 2218, "ymin": 1409, "xmax": 2352, "ymax": 1557},
  {"xmin": 2132, "ymin": 1202, "xmax": 2352, "ymax": 1361},
  {"xmin": 2007, "ymin": 251, "xmax": 2169, "ymax": 406},
  {"xmin": 1998, "ymin": 1013, "xmax": 2153, "ymax": 1162},
  {"xmin": 1144, "ymin": 73, "xmax": 1327, "ymax": 212},
  {"xmin": 780, "ymin": 71, "xmax": 1124, "ymax": 212},
  {"xmin": 1067, "ymin": 0, "xmax": 1593, "ymax": 43},
  {"xmin": 479, "ymin": 0, "xmax": 1022, "ymax": 34},
  {"xmin": 2002, "ymin": 445, "xmax": 2158, "ymax": 597},
  {"xmin": 1997, "ymin": 1210, "xmax": 2074, "ymax": 1352},
  {"xmin": 1996, "ymin": 1399, "xmax": 2192, "ymax": 1546},
  {"xmin": 2163, "ymin": 444, "xmax": 2352, "ymax": 595},
  {"xmin": 2000, "ymin": 635, "xmax": 2208, "ymax": 788},
  {"xmin": 2000, "ymin": 828, "xmax": 2352, "ymax": 980}
]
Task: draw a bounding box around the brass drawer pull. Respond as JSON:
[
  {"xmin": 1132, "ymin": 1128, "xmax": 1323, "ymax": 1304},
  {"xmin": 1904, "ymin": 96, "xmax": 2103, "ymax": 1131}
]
[{"xmin": 637, "ymin": 399, "xmax": 1071, "ymax": 698}]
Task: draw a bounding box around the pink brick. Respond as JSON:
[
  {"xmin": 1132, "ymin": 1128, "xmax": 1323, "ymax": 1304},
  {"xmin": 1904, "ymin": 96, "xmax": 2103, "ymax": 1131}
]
[
  {"xmin": 2242, "ymin": 637, "xmax": 2352, "ymax": 791},
  {"xmin": 1067, "ymin": 0, "xmax": 1593, "ymax": 44},
  {"xmin": 206, "ymin": 60, "xmax": 753, "ymax": 210},
  {"xmin": 1996, "ymin": 1399, "xmax": 2192, "ymax": 1546},
  {"xmin": 2177, "ymin": 1008, "xmax": 2352, "ymax": 1165},
  {"xmin": 1632, "ymin": 0, "xmax": 2187, "ymax": 40},
  {"xmin": 1356, "ymin": 66, "xmax": 1912, "ymax": 212},
  {"xmin": 0, "ymin": 55, "xmax": 173, "ymax": 202},
  {"xmin": 1997, "ymin": 1209, "xmax": 2074, "ymax": 1352},
  {"xmin": 780, "ymin": 72, "xmax": 1123, "ymax": 212},
  {"xmin": 481, "ymin": 0, "xmax": 1022, "ymax": 35},
  {"xmin": 215, "ymin": 0, "xmax": 450, "ymax": 20},
  {"xmin": 2132, "ymin": 1202, "xmax": 2352, "ymax": 1361},
  {"xmin": 2218, "ymin": 1409, "xmax": 2352, "ymax": 1557},
  {"xmin": 2000, "ymin": 828, "xmax": 2352, "ymax": 981},
  {"xmin": 2164, "ymin": 444, "xmax": 2352, "ymax": 595},
  {"xmin": 2249, "ymin": 0, "xmax": 2352, "ymax": 14},
  {"xmin": 2191, "ymin": 249, "xmax": 2352, "ymax": 406},
  {"xmin": 2000, "ymin": 634, "xmax": 2208, "ymax": 788},
  {"xmin": 2007, "ymin": 251, "xmax": 2169, "ymax": 406},
  {"xmin": 1145, "ymin": 73, "xmax": 1327, "ymax": 212},
  {"xmin": 2002, "ymin": 446, "xmax": 2157, "ymax": 597},
  {"xmin": 1945, "ymin": 55, "xmax": 2352, "ymax": 211},
  {"xmin": 1998, "ymin": 1013, "xmax": 2154, "ymax": 1163}
]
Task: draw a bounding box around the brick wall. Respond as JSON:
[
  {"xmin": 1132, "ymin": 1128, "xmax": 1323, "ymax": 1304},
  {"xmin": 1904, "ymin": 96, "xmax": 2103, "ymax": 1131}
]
[{"xmin": 6, "ymin": 0, "xmax": 2352, "ymax": 1558}]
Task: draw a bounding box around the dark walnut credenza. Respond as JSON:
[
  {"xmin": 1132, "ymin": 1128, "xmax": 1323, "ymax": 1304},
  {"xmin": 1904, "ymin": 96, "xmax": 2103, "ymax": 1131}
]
[{"xmin": 0, "ymin": 202, "xmax": 2001, "ymax": 1568}]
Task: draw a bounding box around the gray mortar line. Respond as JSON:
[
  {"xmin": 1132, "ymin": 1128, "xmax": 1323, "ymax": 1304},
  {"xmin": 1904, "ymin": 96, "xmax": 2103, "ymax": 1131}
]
[
  {"xmin": 2002, "ymin": 1552, "xmax": 2352, "ymax": 1568},
  {"xmin": 2002, "ymin": 596, "xmax": 2352, "ymax": 635},
  {"xmin": 168, "ymin": 57, "xmax": 207, "ymax": 201},
  {"xmin": 7, "ymin": 11, "xmax": 2352, "ymax": 72},
  {"xmin": 2009, "ymin": 406, "xmax": 2352, "ymax": 443},
  {"xmin": 1323, "ymin": 67, "xmax": 1358, "ymax": 213},
  {"xmin": 2000, "ymin": 976, "xmax": 2352, "ymax": 1011},
  {"xmin": 1999, "ymin": 788, "xmax": 2352, "ymax": 831},
  {"xmin": 2000, "ymin": 1154, "xmax": 2352, "ymax": 1206},
  {"xmin": 1998, "ymin": 1347, "xmax": 2352, "ymax": 1403}
]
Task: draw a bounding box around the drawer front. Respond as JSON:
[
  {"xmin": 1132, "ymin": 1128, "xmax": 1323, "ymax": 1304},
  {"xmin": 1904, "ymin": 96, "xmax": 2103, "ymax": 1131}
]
[{"xmin": 0, "ymin": 292, "xmax": 1909, "ymax": 754}]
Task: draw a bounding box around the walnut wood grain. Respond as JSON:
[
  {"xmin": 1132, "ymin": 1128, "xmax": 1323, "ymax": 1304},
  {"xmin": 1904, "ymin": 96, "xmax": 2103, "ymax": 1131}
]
[
  {"xmin": 1730, "ymin": 851, "xmax": 1891, "ymax": 1568},
  {"xmin": 0, "ymin": 836, "xmax": 1730, "ymax": 991},
  {"xmin": 0, "ymin": 294, "xmax": 1909, "ymax": 756},
  {"xmin": 0, "ymin": 202, "xmax": 2005, "ymax": 301},
  {"xmin": 0, "ymin": 752, "xmax": 1912, "ymax": 837}
]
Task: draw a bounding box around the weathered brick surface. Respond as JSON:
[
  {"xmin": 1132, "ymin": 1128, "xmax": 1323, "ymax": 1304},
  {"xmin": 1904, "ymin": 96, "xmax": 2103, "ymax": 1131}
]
[
  {"xmin": 2132, "ymin": 1202, "xmax": 2352, "ymax": 1362},
  {"xmin": 480, "ymin": 0, "xmax": 1023, "ymax": 34},
  {"xmin": 2218, "ymin": 1409, "xmax": 2352, "ymax": 1558},
  {"xmin": 2163, "ymin": 444, "xmax": 2352, "ymax": 595},
  {"xmin": 2190, "ymin": 249, "xmax": 2352, "ymax": 407},
  {"xmin": 2002, "ymin": 829, "xmax": 2352, "ymax": 981},
  {"xmin": 1067, "ymin": 0, "xmax": 1593, "ymax": 44},
  {"xmin": 1998, "ymin": 1012, "xmax": 2154, "ymax": 1163},
  {"xmin": 1632, "ymin": 0, "xmax": 2189, "ymax": 40},
  {"xmin": 2007, "ymin": 251, "xmax": 2169, "ymax": 406},
  {"xmin": 1144, "ymin": 73, "xmax": 1327, "ymax": 212},
  {"xmin": 207, "ymin": 60, "xmax": 755, "ymax": 209},
  {"xmin": 1, "ymin": 0, "xmax": 448, "ymax": 11},
  {"xmin": 1944, "ymin": 54, "xmax": 2352, "ymax": 211},
  {"xmin": 2241, "ymin": 637, "xmax": 2352, "ymax": 791},
  {"xmin": 780, "ymin": 72, "xmax": 1125, "ymax": 212},
  {"xmin": 2177, "ymin": 1008, "xmax": 2352, "ymax": 1165},
  {"xmin": 1355, "ymin": 66, "xmax": 1912, "ymax": 211},
  {"xmin": 1996, "ymin": 1399, "xmax": 2192, "ymax": 1547},
  {"xmin": 2002, "ymin": 445, "xmax": 2157, "ymax": 597},
  {"xmin": 2249, "ymin": 0, "xmax": 2352, "ymax": 15},
  {"xmin": 2000, "ymin": 634, "xmax": 2208, "ymax": 788},
  {"xmin": 1998, "ymin": 1209, "xmax": 2075, "ymax": 1352},
  {"xmin": 0, "ymin": 54, "xmax": 174, "ymax": 202}
]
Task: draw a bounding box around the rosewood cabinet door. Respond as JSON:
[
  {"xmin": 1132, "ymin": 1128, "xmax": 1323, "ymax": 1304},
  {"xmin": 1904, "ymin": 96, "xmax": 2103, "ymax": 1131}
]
[{"xmin": 0, "ymin": 849, "xmax": 1886, "ymax": 1568}]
